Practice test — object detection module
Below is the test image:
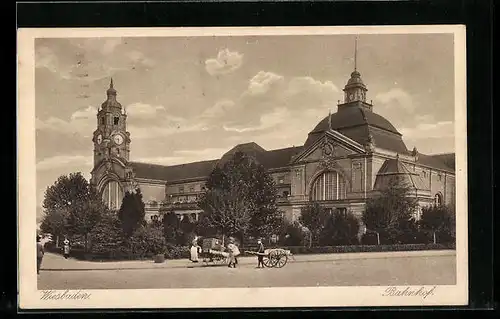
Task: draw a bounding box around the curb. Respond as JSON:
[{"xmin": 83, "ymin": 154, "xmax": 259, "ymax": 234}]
[{"xmin": 42, "ymin": 250, "xmax": 456, "ymax": 272}]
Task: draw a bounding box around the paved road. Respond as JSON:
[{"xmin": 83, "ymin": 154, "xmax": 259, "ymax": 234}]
[{"xmin": 38, "ymin": 254, "xmax": 456, "ymax": 289}]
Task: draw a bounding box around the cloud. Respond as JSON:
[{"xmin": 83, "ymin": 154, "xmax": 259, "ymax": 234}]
[
  {"xmin": 245, "ymin": 71, "xmax": 284, "ymax": 96},
  {"xmin": 128, "ymin": 123, "xmax": 205, "ymax": 140},
  {"xmin": 70, "ymin": 106, "xmax": 96, "ymax": 121},
  {"xmin": 36, "ymin": 108, "xmax": 96, "ymax": 139},
  {"xmin": 35, "ymin": 38, "xmax": 152, "ymax": 82},
  {"xmin": 70, "ymin": 38, "xmax": 124, "ymax": 56},
  {"xmin": 375, "ymin": 88, "xmax": 414, "ymax": 112},
  {"xmin": 200, "ymin": 99, "xmax": 236, "ymax": 119},
  {"xmin": 207, "ymin": 71, "xmax": 339, "ymax": 132},
  {"xmin": 126, "ymin": 102, "xmax": 167, "ymax": 119},
  {"xmin": 205, "ymin": 48, "xmax": 244, "ymax": 76},
  {"xmin": 223, "ymin": 107, "xmax": 289, "ymax": 133},
  {"xmin": 400, "ymin": 120, "xmax": 454, "ymax": 139},
  {"xmin": 125, "ymin": 50, "xmax": 155, "ymax": 67},
  {"xmin": 36, "ymin": 155, "xmax": 92, "ymax": 171},
  {"xmin": 285, "ymin": 76, "xmax": 339, "ymax": 96}
]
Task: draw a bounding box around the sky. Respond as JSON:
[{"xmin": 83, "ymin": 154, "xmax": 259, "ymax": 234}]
[{"xmin": 34, "ymin": 33, "xmax": 455, "ymax": 218}]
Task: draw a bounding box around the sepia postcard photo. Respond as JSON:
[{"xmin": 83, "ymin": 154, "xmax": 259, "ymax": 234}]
[{"xmin": 17, "ymin": 25, "xmax": 468, "ymax": 309}]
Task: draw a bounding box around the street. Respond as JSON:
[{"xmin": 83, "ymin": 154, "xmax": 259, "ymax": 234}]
[{"xmin": 37, "ymin": 252, "xmax": 456, "ymax": 289}]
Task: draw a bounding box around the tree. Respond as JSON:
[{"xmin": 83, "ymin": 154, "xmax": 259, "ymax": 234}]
[
  {"xmin": 320, "ymin": 210, "xmax": 360, "ymax": 246},
  {"xmin": 162, "ymin": 211, "xmax": 181, "ymax": 244},
  {"xmin": 89, "ymin": 209, "xmax": 126, "ymax": 256},
  {"xmin": 65, "ymin": 187, "xmax": 109, "ymax": 251},
  {"xmin": 40, "ymin": 172, "xmax": 105, "ymax": 249},
  {"xmin": 198, "ymin": 187, "xmax": 252, "ymax": 245},
  {"xmin": 363, "ymin": 176, "xmax": 418, "ymax": 244},
  {"xmin": 299, "ymin": 202, "xmax": 330, "ymax": 247},
  {"xmin": 179, "ymin": 215, "xmax": 196, "ymax": 245},
  {"xmin": 197, "ymin": 151, "xmax": 279, "ymax": 245},
  {"xmin": 420, "ymin": 204, "xmax": 455, "ymax": 244},
  {"xmin": 118, "ymin": 188, "xmax": 146, "ymax": 237},
  {"xmin": 195, "ymin": 212, "xmax": 218, "ymax": 238}
]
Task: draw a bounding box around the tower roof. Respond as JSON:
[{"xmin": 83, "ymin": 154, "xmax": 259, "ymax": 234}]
[
  {"xmin": 107, "ymin": 78, "xmax": 117, "ymax": 95},
  {"xmin": 101, "ymin": 78, "xmax": 122, "ymax": 109},
  {"xmin": 374, "ymin": 157, "xmax": 428, "ymax": 191},
  {"xmin": 345, "ymin": 70, "xmax": 366, "ymax": 89}
]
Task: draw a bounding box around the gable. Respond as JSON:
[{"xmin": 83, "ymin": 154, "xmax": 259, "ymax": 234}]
[{"xmin": 292, "ymin": 131, "xmax": 366, "ymax": 164}]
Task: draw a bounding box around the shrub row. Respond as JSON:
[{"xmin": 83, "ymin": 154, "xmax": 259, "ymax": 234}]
[
  {"xmin": 46, "ymin": 242, "xmax": 455, "ymax": 261},
  {"xmin": 278, "ymin": 243, "xmax": 456, "ymax": 255}
]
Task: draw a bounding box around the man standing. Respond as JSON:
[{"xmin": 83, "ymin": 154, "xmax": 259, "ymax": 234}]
[
  {"xmin": 36, "ymin": 235, "xmax": 44, "ymax": 275},
  {"xmin": 257, "ymin": 239, "xmax": 265, "ymax": 268}
]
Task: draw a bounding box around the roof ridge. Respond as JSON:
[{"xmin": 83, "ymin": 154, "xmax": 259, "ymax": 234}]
[{"xmin": 130, "ymin": 159, "xmax": 218, "ymax": 168}]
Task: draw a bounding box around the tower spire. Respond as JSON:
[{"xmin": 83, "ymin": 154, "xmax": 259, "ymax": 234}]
[
  {"xmin": 354, "ymin": 35, "xmax": 358, "ymax": 71},
  {"xmin": 110, "ymin": 77, "xmax": 114, "ymax": 89}
]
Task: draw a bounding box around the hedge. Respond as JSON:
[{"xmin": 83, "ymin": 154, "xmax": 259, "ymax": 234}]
[
  {"xmin": 45, "ymin": 242, "xmax": 455, "ymax": 261},
  {"xmin": 239, "ymin": 242, "xmax": 455, "ymax": 256}
]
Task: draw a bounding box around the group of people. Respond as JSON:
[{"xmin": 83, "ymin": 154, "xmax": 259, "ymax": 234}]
[
  {"xmin": 36, "ymin": 234, "xmax": 71, "ymax": 275},
  {"xmin": 189, "ymin": 237, "xmax": 266, "ymax": 268}
]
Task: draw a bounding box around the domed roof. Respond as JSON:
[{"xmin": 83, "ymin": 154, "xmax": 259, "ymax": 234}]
[
  {"xmin": 304, "ymin": 105, "xmax": 408, "ymax": 153},
  {"xmin": 311, "ymin": 106, "xmax": 400, "ymax": 134},
  {"xmin": 345, "ymin": 70, "xmax": 366, "ymax": 87}
]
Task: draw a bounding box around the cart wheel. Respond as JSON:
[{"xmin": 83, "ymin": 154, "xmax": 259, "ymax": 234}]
[
  {"xmin": 275, "ymin": 253, "xmax": 288, "ymax": 268},
  {"xmin": 262, "ymin": 255, "xmax": 273, "ymax": 268},
  {"xmin": 214, "ymin": 255, "xmax": 227, "ymax": 265},
  {"xmin": 268, "ymin": 250, "xmax": 281, "ymax": 268}
]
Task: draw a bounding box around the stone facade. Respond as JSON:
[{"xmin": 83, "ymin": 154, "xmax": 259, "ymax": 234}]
[{"xmin": 90, "ymin": 69, "xmax": 455, "ymax": 226}]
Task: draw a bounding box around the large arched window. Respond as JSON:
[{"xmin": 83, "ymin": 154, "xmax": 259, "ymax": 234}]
[
  {"xmin": 434, "ymin": 193, "xmax": 443, "ymax": 206},
  {"xmin": 311, "ymin": 171, "xmax": 347, "ymax": 201},
  {"xmin": 102, "ymin": 180, "xmax": 124, "ymax": 210}
]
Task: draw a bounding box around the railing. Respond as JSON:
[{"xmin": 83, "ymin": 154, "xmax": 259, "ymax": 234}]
[{"xmin": 160, "ymin": 201, "xmax": 199, "ymax": 210}]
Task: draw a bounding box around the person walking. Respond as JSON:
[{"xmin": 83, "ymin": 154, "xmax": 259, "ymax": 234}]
[
  {"xmin": 37, "ymin": 235, "xmax": 44, "ymax": 275},
  {"xmin": 63, "ymin": 238, "xmax": 70, "ymax": 259},
  {"xmin": 256, "ymin": 239, "xmax": 265, "ymax": 268},
  {"xmin": 226, "ymin": 238, "xmax": 240, "ymax": 268}
]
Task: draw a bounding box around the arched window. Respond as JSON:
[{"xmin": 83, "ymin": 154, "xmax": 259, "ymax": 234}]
[
  {"xmin": 311, "ymin": 171, "xmax": 347, "ymax": 201},
  {"xmin": 434, "ymin": 193, "xmax": 443, "ymax": 206},
  {"xmin": 102, "ymin": 180, "xmax": 124, "ymax": 210}
]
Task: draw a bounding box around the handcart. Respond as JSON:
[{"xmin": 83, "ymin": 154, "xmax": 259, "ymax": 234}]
[
  {"xmin": 245, "ymin": 248, "xmax": 293, "ymax": 268},
  {"xmin": 200, "ymin": 238, "xmax": 229, "ymax": 266}
]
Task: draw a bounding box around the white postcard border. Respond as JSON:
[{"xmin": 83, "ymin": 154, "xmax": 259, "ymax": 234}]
[{"xmin": 17, "ymin": 25, "xmax": 468, "ymax": 309}]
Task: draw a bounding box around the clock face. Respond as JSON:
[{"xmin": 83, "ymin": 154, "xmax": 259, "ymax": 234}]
[
  {"xmin": 349, "ymin": 94, "xmax": 354, "ymax": 100},
  {"xmin": 113, "ymin": 134, "xmax": 124, "ymax": 145},
  {"xmin": 96, "ymin": 134, "xmax": 102, "ymax": 145}
]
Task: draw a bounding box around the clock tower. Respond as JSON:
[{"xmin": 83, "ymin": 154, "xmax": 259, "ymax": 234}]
[{"xmin": 92, "ymin": 78, "xmax": 131, "ymax": 166}]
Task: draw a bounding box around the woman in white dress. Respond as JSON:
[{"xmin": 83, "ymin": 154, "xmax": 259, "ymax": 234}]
[{"xmin": 190, "ymin": 238, "xmax": 201, "ymax": 263}]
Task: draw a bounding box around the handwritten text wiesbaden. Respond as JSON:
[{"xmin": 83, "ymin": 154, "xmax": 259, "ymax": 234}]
[{"xmin": 40, "ymin": 290, "xmax": 91, "ymax": 300}]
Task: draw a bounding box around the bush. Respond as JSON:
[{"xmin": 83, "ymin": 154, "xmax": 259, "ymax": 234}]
[
  {"xmin": 280, "ymin": 221, "xmax": 307, "ymax": 246},
  {"xmin": 128, "ymin": 225, "xmax": 166, "ymax": 257},
  {"xmin": 319, "ymin": 211, "xmax": 360, "ymax": 246},
  {"xmin": 164, "ymin": 243, "xmax": 190, "ymax": 259}
]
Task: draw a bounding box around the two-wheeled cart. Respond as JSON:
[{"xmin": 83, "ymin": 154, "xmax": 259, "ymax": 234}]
[
  {"xmin": 200, "ymin": 238, "xmax": 229, "ymax": 266},
  {"xmin": 245, "ymin": 248, "xmax": 293, "ymax": 268}
]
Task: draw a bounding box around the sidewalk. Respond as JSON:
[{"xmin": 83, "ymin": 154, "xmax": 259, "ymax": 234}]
[{"xmin": 41, "ymin": 249, "xmax": 455, "ymax": 271}]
